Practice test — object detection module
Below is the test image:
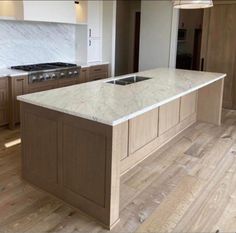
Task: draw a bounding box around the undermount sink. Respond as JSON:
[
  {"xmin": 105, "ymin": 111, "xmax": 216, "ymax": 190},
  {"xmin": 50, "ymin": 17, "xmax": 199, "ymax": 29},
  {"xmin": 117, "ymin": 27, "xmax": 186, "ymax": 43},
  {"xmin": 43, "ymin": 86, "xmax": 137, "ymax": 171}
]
[{"xmin": 106, "ymin": 76, "xmax": 151, "ymax": 86}]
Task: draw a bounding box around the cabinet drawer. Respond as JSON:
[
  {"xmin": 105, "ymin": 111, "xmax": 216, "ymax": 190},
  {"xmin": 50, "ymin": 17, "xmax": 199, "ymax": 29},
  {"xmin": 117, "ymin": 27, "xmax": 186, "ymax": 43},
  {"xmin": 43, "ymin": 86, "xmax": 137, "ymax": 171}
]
[
  {"xmin": 89, "ymin": 72, "xmax": 108, "ymax": 81},
  {"xmin": 159, "ymin": 99, "xmax": 180, "ymax": 135},
  {"xmin": 129, "ymin": 108, "xmax": 159, "ymax": 154},
  {"xmin": 28, "ymin": 80, "xmax": 57, "ymax": 93},
  {"xmin": 58, "ymin": 78, "xmax": 77, "ymax": 87},
  {"xmin": 180, "ymin": 91, "xmax": 197, "ymax": 121},
  {"xmin": 90, "ymin": 65, "xmax": 108, "ymax": 74}
]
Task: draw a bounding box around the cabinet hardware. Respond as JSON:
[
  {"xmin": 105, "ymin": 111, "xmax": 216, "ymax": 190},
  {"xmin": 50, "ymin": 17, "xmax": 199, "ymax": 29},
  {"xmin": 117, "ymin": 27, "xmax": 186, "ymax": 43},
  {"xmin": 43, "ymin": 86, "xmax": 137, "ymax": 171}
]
[
  {"xmin": 89, "ymin": 29, "xmax": 91, "ymax": 37},
  {"xmin": 89, "ymin": 40, "xmax": 91, "ymax": 46}
]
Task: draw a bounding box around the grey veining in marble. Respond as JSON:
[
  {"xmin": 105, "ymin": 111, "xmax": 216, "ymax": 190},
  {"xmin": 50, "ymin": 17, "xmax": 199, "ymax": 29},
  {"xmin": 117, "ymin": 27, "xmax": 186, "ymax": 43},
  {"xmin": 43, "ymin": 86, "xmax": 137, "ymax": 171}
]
[
  {"xmin": 0, "ymin": 20, "xmax": 76, "ymax": 68},
  {"xmin": 18, "ymin": 68, "xmax": 226, "ymax": 126}
]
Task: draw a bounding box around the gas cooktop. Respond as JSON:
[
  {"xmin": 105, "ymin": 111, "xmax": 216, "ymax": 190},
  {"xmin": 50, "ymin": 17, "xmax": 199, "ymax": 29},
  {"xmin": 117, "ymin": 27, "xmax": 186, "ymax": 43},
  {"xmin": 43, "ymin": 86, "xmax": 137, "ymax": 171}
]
[
  {"xmin": 11, "ymin": 62, "xmax": 77, "ymax": 72},
  {"xmin": 11, "ymin": 62, "xmax": 81, "ymax": 84}
]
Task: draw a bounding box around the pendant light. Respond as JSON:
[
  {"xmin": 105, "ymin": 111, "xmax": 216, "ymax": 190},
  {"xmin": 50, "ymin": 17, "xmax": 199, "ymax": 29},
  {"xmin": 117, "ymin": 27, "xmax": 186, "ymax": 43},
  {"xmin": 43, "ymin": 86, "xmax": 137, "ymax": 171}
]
[{"xmin": 173, "ymin": 0, "xmax": 213, "ymax": 9}]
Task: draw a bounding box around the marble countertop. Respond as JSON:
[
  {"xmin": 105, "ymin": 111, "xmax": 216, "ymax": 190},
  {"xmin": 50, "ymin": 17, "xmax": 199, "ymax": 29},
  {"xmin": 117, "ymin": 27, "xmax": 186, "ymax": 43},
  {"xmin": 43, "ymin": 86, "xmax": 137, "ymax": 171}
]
[
  {"xmin": 17, "ymin": 68, "xmax": 226, "ymax": 126},
  {"xmin": 0, "ymin": 68, "xmax": 28, "ymax": 78}
]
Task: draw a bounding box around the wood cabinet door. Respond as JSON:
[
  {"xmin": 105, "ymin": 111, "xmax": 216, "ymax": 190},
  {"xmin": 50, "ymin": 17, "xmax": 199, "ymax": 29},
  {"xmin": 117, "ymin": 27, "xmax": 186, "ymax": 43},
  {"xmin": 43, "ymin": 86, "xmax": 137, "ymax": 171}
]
[
  {"xmin": 129, "ymin": 109, "xmax": 159, "ymax": 154},
  {"xmin": 11, "ymin": 76, "xmax": 28, "ymax": 126},
  {"xmin": 159, "ymin": 99, "xmax": 180, "ymax": 135},
  {"xmin": 180, "ymin": 91, "xmax": 197, "ymax": 121},
  {"xmin": 88, "ymin": 65, "xmax": 109, "ymax": 81},
  {"xmin": 202, "ymin": 4, "xmax": 236, "ymax": 109},
  {"xmin": 0, "ymin": 78, "xmax": 9, "ymax": 126},
  {"xmin": 79, "ymin": 68, "xmax": 89, "ymax": 83}
]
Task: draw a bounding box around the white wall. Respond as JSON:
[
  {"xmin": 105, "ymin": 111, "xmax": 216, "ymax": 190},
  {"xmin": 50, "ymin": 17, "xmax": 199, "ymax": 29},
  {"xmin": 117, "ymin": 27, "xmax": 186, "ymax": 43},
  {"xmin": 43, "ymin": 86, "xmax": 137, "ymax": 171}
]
[
  {"xmin": 115, "ymin": 0, "xmax": 141, "ymax": 76},
  {"xmin": 139, "ymin": 0, "xmax": 179, "ymax": 71},
  {"xmin": 102, "ymin": 0, "xmax": 116, "ymax": 76}
]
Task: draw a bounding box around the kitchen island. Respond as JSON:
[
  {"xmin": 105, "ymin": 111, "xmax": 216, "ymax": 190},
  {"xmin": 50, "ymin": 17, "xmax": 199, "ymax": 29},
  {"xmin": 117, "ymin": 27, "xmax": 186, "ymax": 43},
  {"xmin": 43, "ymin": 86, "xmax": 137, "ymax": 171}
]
[{"xmin": 18, "ymin": 68, "xmax": 225, "ymax": 229}]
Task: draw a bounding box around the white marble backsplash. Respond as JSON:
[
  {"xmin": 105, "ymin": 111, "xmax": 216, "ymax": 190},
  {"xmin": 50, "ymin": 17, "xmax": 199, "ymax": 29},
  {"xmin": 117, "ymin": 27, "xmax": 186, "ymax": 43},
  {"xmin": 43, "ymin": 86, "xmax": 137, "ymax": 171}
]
[{"xmin": 0, "ymin": 20, "xmax": 76, "ymax": 68}]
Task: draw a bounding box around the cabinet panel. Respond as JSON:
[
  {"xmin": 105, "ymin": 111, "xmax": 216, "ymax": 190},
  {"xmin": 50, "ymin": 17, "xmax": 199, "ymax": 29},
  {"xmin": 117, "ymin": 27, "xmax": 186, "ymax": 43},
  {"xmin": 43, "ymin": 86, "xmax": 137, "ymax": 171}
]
[
  {"xmin": 89, "ymin": 65, "xmax": 109, "ymax": 81},
  {"xmin": 0, "ymin": 79, "xmax": 8, "ymax": 107},
  {"xmin": 88, "ymin": 38, "xmax": 101, "ymax": 62},
  {"xmin": 23, "ymin": 1, "xmax": 76, "ymax": 24},
  {"xmin": 202, "ymin": 4, "xmax": 236, "ymax": 109},
  {"xmin": 62, "ymin": 122, "xmax": 107, "ymax": 207},
  {"xmin": 0, "ymin": 78, "xmax": 9, "ymax": 126},
  {"xmin": 129, "ymin": 108, "xmax": 159, "ymax": 154},
  {"xmin": 58, "ymin": 78, "xmax": 77, "ymax": 88},
  {"xmin": 11, "ymin": 75, "xmax": 28, "ymax": 126},
  {"xmin": 0, "ymin": 109, "xmax": 8, "ymax": 126},
  {"xmin": 159, "ymin": 99, "xmax": 180, "ymax": 135},
  {"xmin": 79, "ymin": 68, "xmax": 89, "ymax": 83},
  {"xmin": 28, "ymin": 81, "xmax": 57, "ymax": 93},
  {"xmin": 180, "ymin": 91, "xmax": 197, "ymax": 121},
  {"xmin": 23, "ymin": 111, "xmax": 58, "ymax": 185},
  {"xmin": 87, "ymin": 0, "xmax": 102, "ymax": 38}
]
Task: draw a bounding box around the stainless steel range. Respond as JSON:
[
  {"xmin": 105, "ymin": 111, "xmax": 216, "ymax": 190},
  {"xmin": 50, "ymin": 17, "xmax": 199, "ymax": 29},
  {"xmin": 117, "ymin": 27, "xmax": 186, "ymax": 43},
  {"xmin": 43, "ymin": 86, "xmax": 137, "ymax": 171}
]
[{"xmin": 11, "ymin": 62, "xmax": 81, "ymax": 84}]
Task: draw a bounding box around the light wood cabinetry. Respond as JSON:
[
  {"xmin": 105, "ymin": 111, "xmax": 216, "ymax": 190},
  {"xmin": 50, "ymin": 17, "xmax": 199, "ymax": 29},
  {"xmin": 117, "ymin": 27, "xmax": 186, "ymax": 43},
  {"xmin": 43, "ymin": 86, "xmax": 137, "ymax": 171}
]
[
  {"xmin": 20, "ymin": 79, "xmax": 224, "ymax": 229},
  {"xmin": 180, "ymin": 91, "xmax": 197, "ymax": 121},
  {"xmin": 89, "ymin": 64, "xmax": 109, "ymax": 81},
  {"xmin": 201, "ymin": 3, "xmax": 236, "ymax": 109},
  {"xmin": 0, "ymin": 78, "xmax": 9, "ymax": 126},
  {"xmin": 28, "ymin": 80, "xmax": 58, "ymax": 93},
  {"xmin": 9, "ymin": 75, "xmax": 28, "ymax": 129},
  {"xmin": 21, "ymin": 103, "xmax": 120, "ymax": 229},
  {"xmin": 7, "ymin": 66, "xmax": 108, "ymax": 129},
  {"xmin": 58, "ymin": 78, "xmax": 77, "ymax": 88},
  {"xmin": 129, "ymin": 109, "xmax": 158, "ymax": 154},
  {"xmin": 159, "ymin": 99, "xmax": 180, "ymax": 135},
  {"xmin": 79, "ymin": 68, "xmax": 89, "ymax": 83}
]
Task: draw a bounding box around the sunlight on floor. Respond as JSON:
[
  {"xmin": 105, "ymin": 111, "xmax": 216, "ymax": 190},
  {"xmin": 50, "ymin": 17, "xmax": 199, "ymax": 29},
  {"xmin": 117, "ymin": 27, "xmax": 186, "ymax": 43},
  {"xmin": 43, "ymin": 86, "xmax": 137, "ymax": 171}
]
[{"xmin": 4, "ymin": 138, "xmax": 21, "ymax": 148}]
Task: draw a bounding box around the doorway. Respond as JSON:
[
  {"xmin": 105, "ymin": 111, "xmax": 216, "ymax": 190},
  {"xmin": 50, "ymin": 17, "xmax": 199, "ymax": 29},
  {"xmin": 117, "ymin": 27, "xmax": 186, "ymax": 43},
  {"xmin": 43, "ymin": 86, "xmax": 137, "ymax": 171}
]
[
  {"xmin": 115, "ymin": 0, "xmax": 141, "ymax": 76},
  {"xmin": 176, "ymin": 9, "xmax": 203, "ymax": 71}
]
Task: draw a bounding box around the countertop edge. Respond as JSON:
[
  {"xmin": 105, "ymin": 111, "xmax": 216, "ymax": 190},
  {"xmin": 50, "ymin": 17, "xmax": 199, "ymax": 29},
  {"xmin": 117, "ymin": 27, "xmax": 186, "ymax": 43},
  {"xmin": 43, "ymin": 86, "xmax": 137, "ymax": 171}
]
[{"xmin": 17, "ymin": 73, "xmax": 226, "ymax": 126}]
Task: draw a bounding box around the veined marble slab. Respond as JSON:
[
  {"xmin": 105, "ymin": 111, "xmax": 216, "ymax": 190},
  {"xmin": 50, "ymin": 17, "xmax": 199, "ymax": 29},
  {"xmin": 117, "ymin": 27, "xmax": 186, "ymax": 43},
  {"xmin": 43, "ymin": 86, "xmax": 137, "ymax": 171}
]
[
  {"xmin": 0, "ymin": 20, "xmax": 75, "ymax": 68},
  {"xmin": 17, "ymin": 68, "xmax": 226, "ymax": 126},
  {"xmin": 0, "ymin": 68, "xmax": 28, "ymax": 78}
]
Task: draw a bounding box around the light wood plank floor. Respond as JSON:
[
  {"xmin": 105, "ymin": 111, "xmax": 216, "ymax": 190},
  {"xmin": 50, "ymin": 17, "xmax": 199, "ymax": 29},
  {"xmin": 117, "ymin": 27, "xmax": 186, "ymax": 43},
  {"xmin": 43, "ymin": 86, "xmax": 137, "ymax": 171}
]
[{"xmin": 1, "ymin": 109, "xmax": 236, "ymax": 233}]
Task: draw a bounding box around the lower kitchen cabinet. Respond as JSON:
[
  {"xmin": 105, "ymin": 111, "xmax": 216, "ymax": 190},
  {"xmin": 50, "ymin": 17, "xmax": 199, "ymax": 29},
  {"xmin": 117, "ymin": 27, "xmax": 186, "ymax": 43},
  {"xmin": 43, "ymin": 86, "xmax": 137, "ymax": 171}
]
[
  {"xmin": 79, "ymin": 68, "xmax": 89, "ymax": 83},
  {"xmin": 58, "ymin": 78, "xmax": 77, "ymax": 88},
  {"xmin": 180, "ymin": 91, "xmax": 197, "ymax": 121},
  {"xmin": 28, "ymin": 80, "xmax": 58, "ymax": 93},
  {"xmin": 6, "ymin": 64, "xmax": 109, "ymax": 129},
  {"xmin": 88, "ymin": 64, "xmax": 108, "ymax": 81},
  {"xmin": 0, "ymin": 78, "xmax": 9, "ymax": 126},
  {"xmin": 159, "ymin": 99, "xmax": 180, "ymax": 135},
  {"xmin": 9, "ymin": 75, "xmax": 28, "ymax": 129},
  {"xmin": 129, "ymin": 108, "xmax": 159, "ymax": 154}
]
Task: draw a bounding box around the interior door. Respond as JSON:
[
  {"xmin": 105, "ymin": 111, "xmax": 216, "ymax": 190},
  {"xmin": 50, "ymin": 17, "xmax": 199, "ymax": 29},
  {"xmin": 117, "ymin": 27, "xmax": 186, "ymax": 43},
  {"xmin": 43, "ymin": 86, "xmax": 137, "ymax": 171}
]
[{"xmin": 201, "ymin": 3, "xmax": 236, "ymax": 109}]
